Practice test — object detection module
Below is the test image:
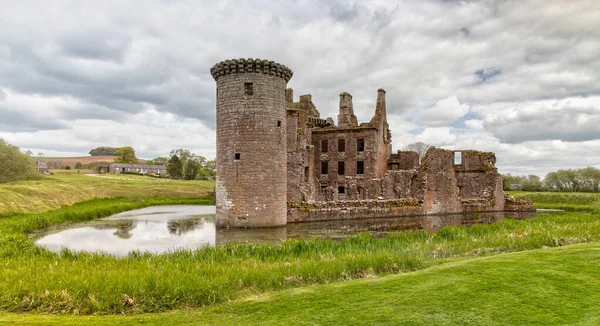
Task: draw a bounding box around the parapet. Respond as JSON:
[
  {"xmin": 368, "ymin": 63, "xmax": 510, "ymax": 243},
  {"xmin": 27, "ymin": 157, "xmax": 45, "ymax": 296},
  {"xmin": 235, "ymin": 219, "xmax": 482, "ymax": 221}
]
[{"xmin": 210, "ymin": 58, "xmax": 293, "ymax": 82}]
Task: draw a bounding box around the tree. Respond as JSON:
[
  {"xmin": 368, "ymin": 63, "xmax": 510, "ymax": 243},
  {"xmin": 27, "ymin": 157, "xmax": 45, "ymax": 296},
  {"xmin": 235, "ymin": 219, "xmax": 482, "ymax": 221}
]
[
  {"xmin": 89, "ymin": 147, "xmax": 119, "ymax": 156},
  {"xmin": 114, "ymin": 146, "xmax": 138, "ymax": 164},
  {"xmin": 0, "ymin": 138, "xmax": 39, "ymax": 183},
  {"xmin": 166, "ymin": 149, "xmax": 216, "ymax": 180},
  {"xmin": 183, "ymin": 158, "xmax": 200, "ymax": 180},
  {"xmin": 146, "ymin": 157, "xmax": 168, "ymax": 165},
  {"xmin": 74, "ymin": 162, "xmax": 83, "ymax": 169},
  {"xmin": 522, "ymin": 175, "xmax": 543, "ymax": 191},
  {"xmin": 578, "ymin": 167, "xmax": 600, "ymax": 192},
  {"xmin": 37, "ymin": 152, "xmax": 45, "ymax": 157},
  {"xmin": 405, "ymin": 142, "xmax": 432, "ymax": 160},
  {"xmin": 197, "ymin": 159, "xmax": 216, "ymax": 180},
  {"xmin": 545, "ymin": 169, "xmax": 579, "ymax": 192},
  {"xmin": 166, "ymin": 155, "xmax": 183, "ymax": 179}
]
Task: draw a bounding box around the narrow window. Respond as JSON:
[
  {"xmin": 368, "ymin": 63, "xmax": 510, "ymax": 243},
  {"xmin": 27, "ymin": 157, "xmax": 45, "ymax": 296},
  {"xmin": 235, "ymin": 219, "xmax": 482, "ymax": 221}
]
[
  {"xmin": 321, "ymin": 185, "xmax": 327, "ymax": 192},
  {"xmin": 454, "ymin": 152, "xmax": 462, "ymax": 165},
  {"xmin": 321, "ymin": 161, "xmax": 328, "ymax": 175},
  {"xmin": 304, "ymin": 167, "xmax": 309, "ymax": 182},
  {"xmin": 277, "ymin": 120, "xmax": 281, "ymax": 127},
  {"xmin": 338, "ymin": 139, "xmax": 345, "ymax": 152},
  {"xmin": 244, "ymin": 83, "xmax": 253, "ymax": 95},
  {"xmin": 357, "ymin": 138, "xmax": 365, "ymax": 152},
  {"xmin": 235, "ymin": 153, "xmax": 241, "ymax": 160},
  {"xmin": 338, "ymin": 161, "xmax": 345, "ymax": 175},
  {"xmin": 357, "ymin": 161, "xmax": 364, "ymax": 174},
  {"xmin": 322, "ymin": 140, "xmax": 328, "ymax": 153},
  {"xmin": 338, "ymin": 186, "xmax": 345, "ymax": 194}
]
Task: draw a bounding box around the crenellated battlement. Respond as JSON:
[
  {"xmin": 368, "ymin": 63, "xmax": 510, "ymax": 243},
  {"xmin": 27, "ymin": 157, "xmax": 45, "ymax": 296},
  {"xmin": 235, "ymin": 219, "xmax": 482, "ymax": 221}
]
[{"xmin": 210, "ymin": 58, "xmax": 293, "ymax": 82}]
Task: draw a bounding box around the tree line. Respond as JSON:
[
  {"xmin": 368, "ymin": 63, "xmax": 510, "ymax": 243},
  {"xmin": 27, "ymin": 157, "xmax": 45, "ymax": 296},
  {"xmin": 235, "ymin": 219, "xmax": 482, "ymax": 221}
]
[
  {"xmin": 0, "ymin": 139, "xmax": 40, "ymax": 183},
  {"xmin": 165, "ymin": 149, "xmax": 216, "ymax": 180},
  {"xmin": 503, "ymin": 167, "xmax": 600, "ymax": 192}
]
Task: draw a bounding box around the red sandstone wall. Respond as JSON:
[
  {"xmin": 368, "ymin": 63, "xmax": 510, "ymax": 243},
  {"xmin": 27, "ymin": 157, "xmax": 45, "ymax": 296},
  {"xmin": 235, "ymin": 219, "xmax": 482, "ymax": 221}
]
[
  {"xmin": 215, "ymin": 72, "xmax": 288, "ymax": 227},
  {"xmin": 420, "ymin": 148, "xmax": 462, "ymax": 214}
]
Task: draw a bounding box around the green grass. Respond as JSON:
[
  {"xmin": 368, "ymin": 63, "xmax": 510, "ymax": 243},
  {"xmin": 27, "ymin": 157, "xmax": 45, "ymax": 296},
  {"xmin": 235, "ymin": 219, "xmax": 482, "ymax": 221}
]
[
  {"xmin": 0, "ymin": 200, "xmax": 599, "ymax": 315},
  {"xmin": 1, "ymin": 189, "xmax": 599, "ymax": 323},
  {"xmin": 508, "ymin": 191, "xmax": 600, "ymax": 212},
  {"xmin": 1, "ymin": 242, "xmax": 598, "ymax": 325},
  {"xmin": 0, "ymin": 173, "xmax": 215, "ymax": 213}
]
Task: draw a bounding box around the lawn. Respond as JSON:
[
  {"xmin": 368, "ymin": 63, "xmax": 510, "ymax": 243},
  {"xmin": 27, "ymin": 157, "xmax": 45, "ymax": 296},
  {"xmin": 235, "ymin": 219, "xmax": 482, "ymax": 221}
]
[
  {"xmin": 1, "ymin": 242, "xmax": 598, "ymax": 325},
  {"xmin": 0, "ymin": 173, "xmax": 214, "ymax": 213}
]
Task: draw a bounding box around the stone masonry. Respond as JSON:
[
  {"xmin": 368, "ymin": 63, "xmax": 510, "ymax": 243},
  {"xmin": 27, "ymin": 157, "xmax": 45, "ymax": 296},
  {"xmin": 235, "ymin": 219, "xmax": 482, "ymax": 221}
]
[
  {"xmin": 211, "ymin": 59, "xmax": 292, "ymax": 227},
  {"xmin": 211, "ymin": 58, "xmax": 534, "ymax": 228}
]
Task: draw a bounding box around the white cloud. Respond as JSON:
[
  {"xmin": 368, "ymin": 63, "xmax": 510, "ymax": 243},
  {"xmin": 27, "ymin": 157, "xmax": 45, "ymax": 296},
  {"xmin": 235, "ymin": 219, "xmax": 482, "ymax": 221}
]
[
  {"xmin": 473, "ymin": 96, "xmax": 600, "ymax": 143},
  {"xmin": 464, "ymin": 119, "xmax": 484, "ymax": 130},
  {"xmin": 418, "ymin": 95, "xmax": 470, "ymax": 127},
  {"xmin": 0, "ymin": 0, "xmax": 598, "ymax": 175}
]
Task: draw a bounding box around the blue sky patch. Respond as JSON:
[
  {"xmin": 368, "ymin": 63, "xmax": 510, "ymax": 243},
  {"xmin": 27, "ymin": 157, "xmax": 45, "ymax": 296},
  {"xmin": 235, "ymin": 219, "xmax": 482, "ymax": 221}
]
[{"xmin": 475, "ymin": 67, "xmax": 501, "ymax": 82}]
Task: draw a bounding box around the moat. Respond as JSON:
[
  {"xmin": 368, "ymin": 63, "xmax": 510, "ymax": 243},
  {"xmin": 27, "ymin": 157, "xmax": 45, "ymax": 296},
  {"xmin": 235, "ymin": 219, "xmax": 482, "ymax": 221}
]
[{"xmin": 34, "ymin": 205, "xmax": 551, "ymax": 257}]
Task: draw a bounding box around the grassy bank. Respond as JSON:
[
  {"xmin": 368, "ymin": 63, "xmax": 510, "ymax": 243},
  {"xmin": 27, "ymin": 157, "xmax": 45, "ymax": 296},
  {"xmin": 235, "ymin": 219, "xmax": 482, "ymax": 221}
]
[
  {"xmin": 0, "ymin": 173, "xmax": 214, "ymax": 213},
  {"xmin": 1, "ymin": 242, "xmax": 599, "ymax": 325},
  {"xmin": 0, "ymin": 200, "xmax": 599, "ymax": 314},
  {"xmin": 508, "ymin": 191, "xmax": 600, "ymax": 212}
]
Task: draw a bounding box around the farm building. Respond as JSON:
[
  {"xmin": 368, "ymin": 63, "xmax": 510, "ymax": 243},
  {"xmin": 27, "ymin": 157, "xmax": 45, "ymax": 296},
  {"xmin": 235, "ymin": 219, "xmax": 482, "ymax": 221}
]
[{"xmin": 107, "ymin": 163, "xmax": 167, "ymax": 175}]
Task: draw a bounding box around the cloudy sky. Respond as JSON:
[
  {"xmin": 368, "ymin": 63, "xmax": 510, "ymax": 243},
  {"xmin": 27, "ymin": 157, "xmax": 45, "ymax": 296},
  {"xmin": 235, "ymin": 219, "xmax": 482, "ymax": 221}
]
[{"xmin": 0, "ymin": 0, "xmax": 598, "ymax": 176}]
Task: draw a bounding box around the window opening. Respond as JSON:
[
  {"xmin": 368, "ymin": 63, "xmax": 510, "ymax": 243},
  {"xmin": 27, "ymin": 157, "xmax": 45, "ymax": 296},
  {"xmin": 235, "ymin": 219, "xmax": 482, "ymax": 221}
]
[
  {"xmin": 357, "ymin": 138, "xmax": 365, "ymax": 152},
  {"xmin": 454, "ymin": 152, "xmax": 462, "ymax": 165},
  {"xmin": 277, "ymin": 120, "xmax": 281, "ymax": 127},
  {"xmin": 338, "ymin": 161, "xmax": 345, "ymax": 175},
  {"xmin": 338, "ymin": 139, "xmax": 345, "ymax": 152},
  {"xmin": 304, "ymin": 167, "xmax": 309, "ymax": 182},
  {"xmin": 357, "ymin": 161, "xmax": 365, "ymax": 174},
  {"xmin": 321, "ymin": 161, "xmax": 328, "ymax": 175},
  {"xmin": 338, "ymin": 186, "xmax": 345, "ymax": 194},
  {"xmin": 235, "ymin": 153, "xmax": 241, "ymax": 160},
  {"xmin": 322, "ymin": 140, "xmax": 328, "ymax": 152},
  {"xmin": 244, "ymin": 83, "xmax": 253, "ymax": 95}
]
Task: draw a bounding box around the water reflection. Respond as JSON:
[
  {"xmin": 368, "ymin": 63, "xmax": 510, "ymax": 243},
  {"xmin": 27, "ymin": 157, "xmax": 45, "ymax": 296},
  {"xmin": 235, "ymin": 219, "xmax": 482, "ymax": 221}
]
[{"xmin": 34, "ymin": 205, "xmax": 544, "ymax": 257}]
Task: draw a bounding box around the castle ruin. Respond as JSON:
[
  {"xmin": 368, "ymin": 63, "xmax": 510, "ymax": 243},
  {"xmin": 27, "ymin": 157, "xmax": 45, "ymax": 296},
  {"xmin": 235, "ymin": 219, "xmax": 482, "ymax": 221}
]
[{"xmin": 211, "ymin": 58, "xmax": 533, "ymax": 228}]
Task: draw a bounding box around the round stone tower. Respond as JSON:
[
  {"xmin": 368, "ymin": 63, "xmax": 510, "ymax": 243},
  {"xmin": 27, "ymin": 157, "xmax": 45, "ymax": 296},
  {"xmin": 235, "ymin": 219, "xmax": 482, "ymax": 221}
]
[{"xmin": 210, "ymin": 58, "xmax": 293, "ymax": 228}]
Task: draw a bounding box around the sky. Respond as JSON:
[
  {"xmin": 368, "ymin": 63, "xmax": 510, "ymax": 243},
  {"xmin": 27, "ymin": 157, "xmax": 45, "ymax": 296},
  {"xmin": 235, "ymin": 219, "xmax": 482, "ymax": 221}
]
[{"xmin": 0, "ymin": 0, "xmax": 598, "ymax": 177}]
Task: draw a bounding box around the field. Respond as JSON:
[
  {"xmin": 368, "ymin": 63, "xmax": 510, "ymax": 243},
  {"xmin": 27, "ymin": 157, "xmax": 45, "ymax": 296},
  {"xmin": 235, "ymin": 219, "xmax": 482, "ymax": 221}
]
[
  {"xmin": 0, "ymin": 176, "xmax": 599, "ymax": 324},
  {"xmin": 0, "ymin": 173, "xmax": 214, "ymax": 213},
  {"xmin": 37, "ymin": 156, "xmax": 133, "ymax": 167},
  {"xmin": 509, "ymin": 191, "xmax": 600, "ymax": 212}
]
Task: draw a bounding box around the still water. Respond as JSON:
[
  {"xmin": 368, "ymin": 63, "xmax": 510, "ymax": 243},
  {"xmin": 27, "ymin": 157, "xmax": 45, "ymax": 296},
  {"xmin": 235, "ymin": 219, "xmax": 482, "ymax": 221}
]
[{"xmin": 34, "ymin": 205, "xmax": 545, "ymax": 257}]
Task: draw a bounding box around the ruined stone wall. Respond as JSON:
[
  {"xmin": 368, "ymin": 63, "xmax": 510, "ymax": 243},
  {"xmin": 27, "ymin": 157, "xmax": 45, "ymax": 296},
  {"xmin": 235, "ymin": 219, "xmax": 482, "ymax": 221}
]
[
  {"xmin": 420, "ymin": 148, "xmax": 462, "ymax": 214},
  {"xmin": 371, "ymin": 89, "xmax": 392, "ymax": 178},
  {"xmin": 337, "ymin": 92, "xmax": 358, "ymax": 127},
  {"xmin": 212, "ymin": 58, "xmax": 291, "ymax": 228},
  {"xmin": 311, "ymin": 128, "xmax": 380, "ymax": 199},
  {"xmin": 388, "ymin": 150, "xmax": 419, "ymax": 170},
  {"xmin": 382, "ymin": 170, "xmax": 419, "ymax": 199},
  {"xmin": 287, "ymin": 110, "xmax": 316, "ymax": 203},
  {"xmin": 287, "ymin": 110, "xmax": 302, "ymax": 202},
  {"xmin": 287, "ymin": 199, "xmax": 422, "ymax": 223},
  {"xmin": 454, "ymin": 151, "xmax": 504, "ymax": 212}
]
